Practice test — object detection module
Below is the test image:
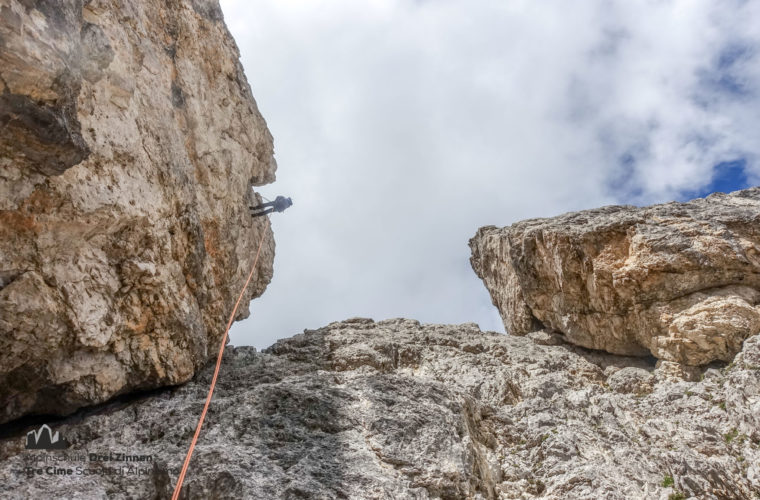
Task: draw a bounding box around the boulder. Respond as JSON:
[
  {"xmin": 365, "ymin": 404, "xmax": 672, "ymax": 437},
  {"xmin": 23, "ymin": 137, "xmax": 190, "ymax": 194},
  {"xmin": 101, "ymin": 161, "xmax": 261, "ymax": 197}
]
[
  {"xmin": 0, "ymin": 0, "xmax": 276, "ymax": 423},
  {"xmin": 470, "ymin": 188, "xmax": 760, "ymax": 365}
]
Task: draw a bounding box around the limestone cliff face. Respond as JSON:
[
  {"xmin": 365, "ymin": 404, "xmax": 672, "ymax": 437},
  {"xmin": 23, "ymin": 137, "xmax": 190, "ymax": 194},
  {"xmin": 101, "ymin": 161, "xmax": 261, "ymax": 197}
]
[
  {"xmin": 470, "ymin": 188, "xmax": 760, "ymax": 366},
  {"xmin": 1, "ymin": 319, "xmax": 758, "ymax": 499},
  {"xmin": 0, "ymin": 0, "xmax": 276, "ymax": 423}
]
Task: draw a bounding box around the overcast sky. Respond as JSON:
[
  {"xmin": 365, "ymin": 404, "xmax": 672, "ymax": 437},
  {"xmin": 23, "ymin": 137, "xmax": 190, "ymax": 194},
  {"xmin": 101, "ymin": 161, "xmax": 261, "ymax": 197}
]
[{"xmin": 220, "ymin": 0, "xmax": 760, "ymax": 350}]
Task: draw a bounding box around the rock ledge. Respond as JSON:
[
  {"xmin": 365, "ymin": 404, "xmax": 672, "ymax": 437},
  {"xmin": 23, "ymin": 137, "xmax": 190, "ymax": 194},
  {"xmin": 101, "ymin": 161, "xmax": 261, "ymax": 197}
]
[{"xmin": 470, "ymin": 188, "xmax": 760, "ymax": 365}]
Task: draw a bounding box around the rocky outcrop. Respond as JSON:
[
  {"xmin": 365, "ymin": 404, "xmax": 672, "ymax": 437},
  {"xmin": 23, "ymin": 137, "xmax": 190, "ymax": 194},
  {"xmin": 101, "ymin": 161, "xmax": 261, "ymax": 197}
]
[
  {"xmin": 470, "ymin": 188, "xmax": 760, "ymax": 366},
  {"xmin": 0, "ymin": 0, "xmax": 276, "ymax": 423},
  {"xmin": 1, "ymin": 319, "xmax": 758, "ymax": 499}
]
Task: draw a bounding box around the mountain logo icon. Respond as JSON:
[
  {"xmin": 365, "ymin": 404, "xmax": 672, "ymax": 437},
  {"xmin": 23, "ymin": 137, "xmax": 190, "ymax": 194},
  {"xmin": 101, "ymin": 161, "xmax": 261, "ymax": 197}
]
[{"xmin": 25, "ymin": 424, "xmax": 69, "ymax": 450}]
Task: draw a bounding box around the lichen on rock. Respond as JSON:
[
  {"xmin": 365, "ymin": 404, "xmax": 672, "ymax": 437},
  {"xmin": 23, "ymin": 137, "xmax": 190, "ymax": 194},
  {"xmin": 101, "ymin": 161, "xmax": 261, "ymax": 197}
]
[
  {"xmin": 0, "ymin": 0, "xmax": 276, "ymax": 423},
  {"xmin": 470, "ymin": 188, "xmax": 760, "ymax": 366}
]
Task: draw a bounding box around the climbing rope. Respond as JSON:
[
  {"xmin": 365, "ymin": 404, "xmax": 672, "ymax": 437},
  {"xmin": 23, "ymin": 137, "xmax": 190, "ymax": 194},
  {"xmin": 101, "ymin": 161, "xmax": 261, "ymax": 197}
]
[{"xmin": 171, "ymin": 229, "xmax": 267, "ymax": 500}]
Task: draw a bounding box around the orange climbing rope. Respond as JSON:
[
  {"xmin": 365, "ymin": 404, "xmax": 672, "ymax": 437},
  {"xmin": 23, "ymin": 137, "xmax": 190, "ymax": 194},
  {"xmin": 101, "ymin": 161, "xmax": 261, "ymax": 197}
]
[{"xmin": 171, "ymin": 231, "xmax": 267, "ymax": 500}]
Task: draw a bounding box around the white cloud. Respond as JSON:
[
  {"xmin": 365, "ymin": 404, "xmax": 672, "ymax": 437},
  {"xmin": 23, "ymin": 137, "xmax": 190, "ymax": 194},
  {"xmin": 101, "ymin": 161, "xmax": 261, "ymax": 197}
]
[{"xmin": 221, "ymin": 0, "xmax": 760, "ymax": 349}]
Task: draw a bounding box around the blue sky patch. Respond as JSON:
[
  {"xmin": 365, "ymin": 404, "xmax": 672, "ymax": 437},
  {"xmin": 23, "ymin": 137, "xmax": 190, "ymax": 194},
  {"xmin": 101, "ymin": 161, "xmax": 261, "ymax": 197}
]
[{"xmin": 682, "ymin": 159, "xmax": 749, "ymax": 200}]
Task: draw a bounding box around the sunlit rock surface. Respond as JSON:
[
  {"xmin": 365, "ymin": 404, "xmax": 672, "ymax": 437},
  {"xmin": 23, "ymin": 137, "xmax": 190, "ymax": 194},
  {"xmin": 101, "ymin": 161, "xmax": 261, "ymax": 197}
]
[
  {"xmin": 470, "ymin": 188, "xmax": 760, "ymax": 365},
  {"xmin": 0, "ymin": 0, "xmax": 276, "ymax": 423},
  {"xmin": 1, "ymin": 319, "xmax": 758, "ymax": 499}
]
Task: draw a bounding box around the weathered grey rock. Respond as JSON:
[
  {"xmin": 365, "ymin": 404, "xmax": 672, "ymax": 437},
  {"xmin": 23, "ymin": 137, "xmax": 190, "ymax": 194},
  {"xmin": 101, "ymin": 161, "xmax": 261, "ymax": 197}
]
[
  {"xmin": 606, "ymin": 367, "xmax": 654, "ymax": 394},
  {"xmin": 0, "ymin": 0, "xmax": 276, "ymax": 423},
  {"xmin": 1, "ymin": 319, "xmax": 757, "ymax": 499},
  {"xmin": 470, "ymin": 188, "xmax": 760, "ymax": 365},
  {"xmin": 527, "ymin": 329, "xmax": 565, "ymax": 346}
]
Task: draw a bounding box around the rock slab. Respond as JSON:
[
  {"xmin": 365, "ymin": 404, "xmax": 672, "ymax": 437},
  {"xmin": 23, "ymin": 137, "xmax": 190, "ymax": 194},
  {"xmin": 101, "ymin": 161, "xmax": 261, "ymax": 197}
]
[
  {"xmin": 470, "ymin": 188, "xmax": 760, "ymax": 365},
  {"xmin": 0, "ymin": 319, "xmax": 758, "ymax": 499},
  {"xmin": 0, "ymin": 0, "xmax": 276, "ymax": 423}
]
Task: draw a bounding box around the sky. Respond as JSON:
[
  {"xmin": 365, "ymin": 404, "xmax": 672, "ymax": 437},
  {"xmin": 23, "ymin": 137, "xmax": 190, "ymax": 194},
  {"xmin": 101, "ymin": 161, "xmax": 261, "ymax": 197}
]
[{"xmin": 219, "ymin": 0, "xmax": 760, "ymax": 350}]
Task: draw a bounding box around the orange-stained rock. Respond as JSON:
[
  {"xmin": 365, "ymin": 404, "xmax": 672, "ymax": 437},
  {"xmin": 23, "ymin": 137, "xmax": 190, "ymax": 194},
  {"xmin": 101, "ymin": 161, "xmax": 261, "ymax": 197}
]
[{"xmin": 0, "ymin": 0, "xmax": 276, "ymax": 423}]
